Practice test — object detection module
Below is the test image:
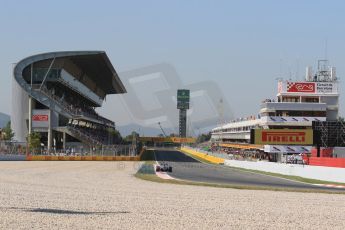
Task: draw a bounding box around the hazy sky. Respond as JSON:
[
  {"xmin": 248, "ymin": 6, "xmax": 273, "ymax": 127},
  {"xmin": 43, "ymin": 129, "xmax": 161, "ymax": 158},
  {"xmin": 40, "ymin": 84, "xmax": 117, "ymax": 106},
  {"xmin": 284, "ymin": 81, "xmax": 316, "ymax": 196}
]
[{"xmin": 1, "ymin": 0, "xmax": 345, "ymax": 131}]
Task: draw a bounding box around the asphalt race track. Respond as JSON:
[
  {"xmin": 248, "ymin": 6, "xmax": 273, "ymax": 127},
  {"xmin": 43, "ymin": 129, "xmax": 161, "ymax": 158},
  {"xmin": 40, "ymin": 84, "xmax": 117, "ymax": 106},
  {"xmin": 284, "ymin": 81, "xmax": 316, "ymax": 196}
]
[{"xmin": 154, "ymin": 149, "xmax": 345, "ymax": 192}]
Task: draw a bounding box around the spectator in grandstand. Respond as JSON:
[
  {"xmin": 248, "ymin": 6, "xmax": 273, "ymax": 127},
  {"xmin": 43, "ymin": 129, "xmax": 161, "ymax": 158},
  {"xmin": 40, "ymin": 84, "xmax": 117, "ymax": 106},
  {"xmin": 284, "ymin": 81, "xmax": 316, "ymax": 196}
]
[{"xmin": 60, "ymin": 92, "xmax": 65, "ymax": 101}]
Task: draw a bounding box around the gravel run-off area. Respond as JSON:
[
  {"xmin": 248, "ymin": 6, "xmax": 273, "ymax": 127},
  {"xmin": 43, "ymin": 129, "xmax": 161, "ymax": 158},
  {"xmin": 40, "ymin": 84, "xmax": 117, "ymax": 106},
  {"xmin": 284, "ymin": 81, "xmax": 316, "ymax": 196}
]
[{"xmin": 0, "ymin": 161, "xmax": 344, "ymax": 229}]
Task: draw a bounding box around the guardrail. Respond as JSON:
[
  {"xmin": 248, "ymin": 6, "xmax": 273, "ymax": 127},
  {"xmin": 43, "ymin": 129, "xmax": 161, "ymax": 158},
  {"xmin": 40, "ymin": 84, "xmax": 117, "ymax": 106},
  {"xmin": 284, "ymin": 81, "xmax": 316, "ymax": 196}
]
[
  {"xmin": 0, "ymin": 145, "xmax": 147, "ymax": 161},
  {"xmin": 0, "ymin": 141, "xmax": 26, "ymax": 155}
]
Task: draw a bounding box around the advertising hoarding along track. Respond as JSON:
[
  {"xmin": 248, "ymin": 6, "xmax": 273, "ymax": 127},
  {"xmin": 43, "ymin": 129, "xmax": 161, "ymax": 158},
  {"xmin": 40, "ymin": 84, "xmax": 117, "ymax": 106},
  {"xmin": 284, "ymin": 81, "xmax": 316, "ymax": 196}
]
[{"xmin": 139, "ymin": 137, "xmax": 196, "ymax": 143}]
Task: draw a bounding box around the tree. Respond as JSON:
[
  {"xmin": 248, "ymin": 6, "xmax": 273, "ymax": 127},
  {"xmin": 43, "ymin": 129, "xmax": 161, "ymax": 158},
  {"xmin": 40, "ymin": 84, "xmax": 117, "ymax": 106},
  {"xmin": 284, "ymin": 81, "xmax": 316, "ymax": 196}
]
[
  {"xmin": 124, "ymin": 131, "xmax": 139, "ymax": 143},
  {"xmin": 196, "ymin": 132, "xmax": 211, "ymax": 143},
  {"xmin": 2, "ymin": 121, "xmax": 14, "ymax": 141},
  {"xmin": 338, "ymin": 116, "xmax": 345, "ymax": 122},
  {"xmin": 27, "ymin": 132, "xmax": 41, "ymax": 151},
  {"xmin": 106, "ymin": 128, "xmax": 123, "ymax": 144}
]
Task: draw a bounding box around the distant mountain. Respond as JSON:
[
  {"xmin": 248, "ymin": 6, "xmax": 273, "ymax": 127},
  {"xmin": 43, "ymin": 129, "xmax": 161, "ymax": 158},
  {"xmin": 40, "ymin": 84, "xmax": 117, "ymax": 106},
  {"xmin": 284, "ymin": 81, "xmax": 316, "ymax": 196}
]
[
  {"xmin": 0, "ymin": 112, "xmax": 10, "ymax": 128},
  {"xmin": 117, "ymin": 123, "xmax": 176, "ymax": 137}
]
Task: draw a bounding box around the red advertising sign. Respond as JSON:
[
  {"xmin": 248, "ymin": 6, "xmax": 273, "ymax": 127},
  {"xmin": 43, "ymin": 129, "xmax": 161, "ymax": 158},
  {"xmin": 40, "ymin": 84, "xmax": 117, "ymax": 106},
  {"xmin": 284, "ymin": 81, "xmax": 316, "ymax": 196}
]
[
  {"xmin": 287, "ymin": 82, "xmax": 315, "ymax": 93},
  {"xmin": 32, "ymin": 109, "xmax": 49, "ymax": 128},
  {"xmin": 32, "ymin": 114, "xmax": 49, "ymax": 122}
]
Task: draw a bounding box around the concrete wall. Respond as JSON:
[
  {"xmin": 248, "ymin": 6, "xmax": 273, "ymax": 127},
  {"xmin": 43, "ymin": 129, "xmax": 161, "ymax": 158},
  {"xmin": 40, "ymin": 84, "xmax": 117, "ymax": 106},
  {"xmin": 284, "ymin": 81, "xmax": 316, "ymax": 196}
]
[
  {"xmin": 224, "ymin": 159, "xmax": 345, "ymax": 183},
  {"xmin": 0, "ymin": 155, "xmax": 26, "ymax": 161},
  {"xmin": 333, "ymin": 147, "xmax": 345, "ymax": 158},
  {"xmin": 309, "ymin": 157, "xmax": 345, "ymax": 168}
]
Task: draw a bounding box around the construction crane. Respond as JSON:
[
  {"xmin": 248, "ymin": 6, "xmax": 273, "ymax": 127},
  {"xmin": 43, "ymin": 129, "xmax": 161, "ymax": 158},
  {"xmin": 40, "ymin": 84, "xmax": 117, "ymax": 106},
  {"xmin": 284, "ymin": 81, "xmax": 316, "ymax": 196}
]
[{"xmin": 158, "ymin": 122, "xmax": 167, "ymax": 137}]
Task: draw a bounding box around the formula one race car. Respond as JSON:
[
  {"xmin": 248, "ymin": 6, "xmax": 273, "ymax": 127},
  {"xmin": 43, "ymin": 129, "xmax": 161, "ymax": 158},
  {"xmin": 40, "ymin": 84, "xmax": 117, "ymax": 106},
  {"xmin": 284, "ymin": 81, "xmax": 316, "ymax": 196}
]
[{"xmin": 155, "ymin": 163, "xmax": 172, "ymax": 172}]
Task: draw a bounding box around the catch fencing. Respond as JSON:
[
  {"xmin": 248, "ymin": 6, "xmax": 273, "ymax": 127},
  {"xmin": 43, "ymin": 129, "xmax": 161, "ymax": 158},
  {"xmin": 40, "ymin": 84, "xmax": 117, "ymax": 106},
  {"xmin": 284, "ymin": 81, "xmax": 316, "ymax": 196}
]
[{"xmin": 0, "ymin": 141, "xmax": 139, "ymax": 157}]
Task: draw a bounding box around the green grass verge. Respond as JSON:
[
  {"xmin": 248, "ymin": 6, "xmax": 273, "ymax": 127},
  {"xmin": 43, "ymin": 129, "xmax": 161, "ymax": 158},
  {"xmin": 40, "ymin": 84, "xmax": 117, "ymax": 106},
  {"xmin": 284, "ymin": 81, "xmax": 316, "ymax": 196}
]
[
  {"xmin": 135, "ymin": 172, "xmax": 345, "ymax": 194},
  {"xmin": 135, "ymin": 149, "xmax": 345, "ymax": 194},
  {"xmin": 181, "ymin": 149, "xmax": 345, "ymax": 186},
  {"xmin": 228, "ymin": 166, "xmax": 345, "ymax": 186},
  {"xmin": 135, "ymin": 162, "xmax": 345, "ymax": 194},
  {"xmin": 136, "ymin": 162, "xmax": 155, "ymax": 174}
]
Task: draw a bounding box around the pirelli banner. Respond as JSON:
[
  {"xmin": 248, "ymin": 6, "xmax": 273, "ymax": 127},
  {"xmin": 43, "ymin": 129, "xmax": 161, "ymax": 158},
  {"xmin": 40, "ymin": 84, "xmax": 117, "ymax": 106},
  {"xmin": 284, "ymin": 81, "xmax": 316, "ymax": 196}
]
[{"xmin": 250, "ymin": 129, "xmax": 313, "ymax": 145}]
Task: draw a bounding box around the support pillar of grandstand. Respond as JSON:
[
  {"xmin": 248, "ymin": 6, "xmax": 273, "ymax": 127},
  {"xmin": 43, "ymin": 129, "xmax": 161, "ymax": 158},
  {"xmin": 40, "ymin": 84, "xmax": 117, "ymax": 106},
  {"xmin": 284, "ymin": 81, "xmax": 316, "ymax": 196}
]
[
  {"xmin": 47, "ymin": 109, "xmax": 52, "ymax": 151},
  {"xmin": 28, "ymin": 63, "xmax": 34, "ymax": 135},
  {"xmin": 62, "ymin": 132, "xmax": 66, "ymax": 150},
  {"xmin": 28, "ymin": 97, "xmax": 33, "ymax": 135}
]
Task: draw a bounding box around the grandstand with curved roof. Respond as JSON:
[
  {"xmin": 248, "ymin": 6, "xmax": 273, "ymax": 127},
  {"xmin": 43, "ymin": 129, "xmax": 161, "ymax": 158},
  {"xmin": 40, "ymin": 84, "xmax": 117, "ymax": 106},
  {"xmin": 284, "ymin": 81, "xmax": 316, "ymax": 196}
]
[{"xmin": 12, "ymin": 51, "xmax": 126, "ymax": 151}]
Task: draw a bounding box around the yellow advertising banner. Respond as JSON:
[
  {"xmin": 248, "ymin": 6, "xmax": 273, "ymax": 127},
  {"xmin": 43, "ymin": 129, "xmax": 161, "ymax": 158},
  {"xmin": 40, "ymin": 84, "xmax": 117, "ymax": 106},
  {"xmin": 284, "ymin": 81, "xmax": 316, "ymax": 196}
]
[
  {"xmin": 138, "ymin": 137, "xmax": 169, "ymax": 142},
  {"xmin": 253, "ymin": 129, "xmax": 313, "ymax": 145},
  {"xmin": 170, "ymin": 137, "xmax": 196, "ymax": 143}
]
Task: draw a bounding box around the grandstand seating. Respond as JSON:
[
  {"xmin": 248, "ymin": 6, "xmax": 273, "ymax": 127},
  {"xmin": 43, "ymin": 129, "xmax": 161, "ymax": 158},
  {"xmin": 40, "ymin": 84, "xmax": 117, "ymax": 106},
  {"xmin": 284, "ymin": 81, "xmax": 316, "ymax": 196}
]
[
  {"xmin": 13, "ymin": 51, "xmax": 126, "ymax": 148},
  {"xmin": 39, "ymin": 84, "xmax": 114, "ymax": 127}
]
